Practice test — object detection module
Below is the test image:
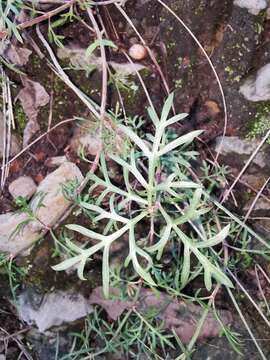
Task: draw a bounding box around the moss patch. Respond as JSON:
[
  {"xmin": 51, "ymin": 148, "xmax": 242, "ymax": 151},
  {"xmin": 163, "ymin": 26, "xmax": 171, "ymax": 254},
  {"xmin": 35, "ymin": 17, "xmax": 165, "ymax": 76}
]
[{"xmin": 247, "ymin": 103, "xmax": 270, "ymax": 144}]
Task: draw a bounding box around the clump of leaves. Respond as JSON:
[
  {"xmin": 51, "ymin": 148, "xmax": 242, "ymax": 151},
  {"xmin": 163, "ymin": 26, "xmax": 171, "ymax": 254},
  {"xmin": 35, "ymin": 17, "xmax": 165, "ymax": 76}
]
[{"xmin": 53, "ymin": 94, "xmax": 233, "ymax": 297}]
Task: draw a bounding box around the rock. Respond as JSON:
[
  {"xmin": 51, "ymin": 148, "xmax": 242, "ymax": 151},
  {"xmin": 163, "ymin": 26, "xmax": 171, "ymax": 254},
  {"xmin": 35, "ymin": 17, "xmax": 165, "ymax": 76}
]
[
  {"xmin": 234, "ymin": 0, "xmax": 267, "ymax": 15},
  {"xmin": 138, "ymin": 289, "xmax": 232, "ymax": 344},
  {"xmin": 0, "ymin": 162, "xmax": 83, "ymax": 255},
  {"xmin": 192, "ymin": 335, "xmax": 256, "ymax": 360},
  {"xmin": 8, "ymin": 176, "xmax": 37, "ymax": 200},
  {"xmin": 25, "ymin": 329, "xmax": 72, "ymax": 360},
  {"xmin": 18, "ymin": 289, "xmax": 93, "ymax": 332},
  {"xmin": 0, "ymin": 112, "xmax": 21, "ymax": 159},
  {"xmin": 215, "ymin": 136, "xmax": 268, "ymax": 169},
  {"xmin": 240, "ymin": 63, "xmax": 270, "ymax": 102}
]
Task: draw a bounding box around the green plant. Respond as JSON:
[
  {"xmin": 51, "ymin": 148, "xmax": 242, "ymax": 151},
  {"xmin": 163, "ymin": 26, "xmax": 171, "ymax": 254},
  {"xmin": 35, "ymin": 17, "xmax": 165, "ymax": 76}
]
[
  {"xmin": 53, "ymin": 94, "xmax": 233, "ymax": 297},
  {"xmin": 60, "ymin": 304, "xmax": 174, "ymax": 360},
  {"xmin": 0, "ymin": 0, "xmax": 23, "ymax": 42}
]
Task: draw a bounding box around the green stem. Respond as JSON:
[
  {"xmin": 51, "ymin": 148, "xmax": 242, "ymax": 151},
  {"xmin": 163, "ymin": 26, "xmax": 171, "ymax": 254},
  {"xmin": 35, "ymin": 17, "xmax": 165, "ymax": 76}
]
[{"xmin": 147, "ymin": 124, "xmax": 163, "ymax": 207}]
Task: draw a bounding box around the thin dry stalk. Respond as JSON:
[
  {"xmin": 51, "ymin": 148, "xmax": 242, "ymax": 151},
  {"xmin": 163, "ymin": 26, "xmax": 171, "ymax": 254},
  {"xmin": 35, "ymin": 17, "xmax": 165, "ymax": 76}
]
[
  {"xmin": 243, "ymin": 177, "xmax": 270, "ymax": 224},
  {"xmin": 228, "ymin": 269, "xmax": 270, "ymax": 329},
  {"xmin": 255, "ymin": 264, "xmax": 270, "ymax": 315},
  {"xmin": 18, "ymin": 0, "xmax": 77, "ymax": 30},
  {"xmin": 1, "ymin": 68, "xmax": 14, "ymax": 189}
]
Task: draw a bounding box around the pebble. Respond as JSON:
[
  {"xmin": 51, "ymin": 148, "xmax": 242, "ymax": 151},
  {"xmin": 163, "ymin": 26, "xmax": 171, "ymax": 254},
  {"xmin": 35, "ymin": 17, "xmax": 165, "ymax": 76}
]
[
  {"xmin": 8, "ymin": 176, "xmax": 37, "ymax": 200},
  {"xmin": 128, "ymin": 44, "xmax": 147, "ymax": 61}
]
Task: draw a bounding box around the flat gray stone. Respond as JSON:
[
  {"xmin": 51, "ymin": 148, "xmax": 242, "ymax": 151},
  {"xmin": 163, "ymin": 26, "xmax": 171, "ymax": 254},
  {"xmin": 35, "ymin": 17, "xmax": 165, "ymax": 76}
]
[
  {"xmin": 8, "ymin": 176, "xmax": 37, "ymax": 200},
  {"xmin": 18, "ymin": 290, "xmax": 93, "ymax": 332},
  {"xmin": 215, "ymin": 136, "xmax": 266, "ymax": 168}
]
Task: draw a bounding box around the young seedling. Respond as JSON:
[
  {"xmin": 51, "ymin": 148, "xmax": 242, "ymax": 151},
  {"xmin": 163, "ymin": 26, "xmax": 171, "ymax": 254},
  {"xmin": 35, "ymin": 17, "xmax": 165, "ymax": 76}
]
[{"xmin": 53, "ymin": 94, "xmax": 233, "ymax": 298}]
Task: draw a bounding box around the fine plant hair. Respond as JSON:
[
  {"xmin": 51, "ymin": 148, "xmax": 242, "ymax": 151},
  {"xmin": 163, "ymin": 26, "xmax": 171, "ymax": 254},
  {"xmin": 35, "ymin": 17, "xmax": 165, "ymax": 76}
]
[{"xmin": 53, "ymin": 93, "xmax": 233, "ymax": 298}]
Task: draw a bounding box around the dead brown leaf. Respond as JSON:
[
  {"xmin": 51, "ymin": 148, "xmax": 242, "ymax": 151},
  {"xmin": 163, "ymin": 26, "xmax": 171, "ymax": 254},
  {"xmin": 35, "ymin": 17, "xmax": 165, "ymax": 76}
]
[
  {"xmin": 89, "ymin": 287, "xmax": 133, "ymax": 321},
  {"xmin": 138, "ymin": 289, "xmax": 232, "ymax": 343},
  {"xmin": 5, "ymin": 44, "xmax": 32, "ymax": 66},
  {"xmin": 17, "ymin": 77, "xmax": 50, "ymax": 146}
]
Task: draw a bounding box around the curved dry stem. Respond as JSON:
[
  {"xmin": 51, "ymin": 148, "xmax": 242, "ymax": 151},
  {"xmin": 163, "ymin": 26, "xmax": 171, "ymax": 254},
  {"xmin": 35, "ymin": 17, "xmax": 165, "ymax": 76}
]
[{"xmin": 156, "ymin": 0, "xmax": 228, "ymax": 161}]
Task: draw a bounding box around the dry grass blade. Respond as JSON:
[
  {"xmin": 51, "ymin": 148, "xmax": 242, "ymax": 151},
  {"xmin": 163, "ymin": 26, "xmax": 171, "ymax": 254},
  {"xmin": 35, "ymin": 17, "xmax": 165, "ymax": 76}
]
[
  {"xmin": 36, "ymin": 25, "xmax": 100, "ymax": 119},
  {"xmin": 115, "ymin": 2, "xmax": 172, "ymax": 108},
  {"xmin": 1, "ymin": 67, "xmax": 14, "ymax": 189},
  {"xmin": 243, "ymin": 177, "xmax": 270, "ymax": 225},
  {"xmin": 86, "ymin": 8, "xmax": 108, "ymax": 122}
]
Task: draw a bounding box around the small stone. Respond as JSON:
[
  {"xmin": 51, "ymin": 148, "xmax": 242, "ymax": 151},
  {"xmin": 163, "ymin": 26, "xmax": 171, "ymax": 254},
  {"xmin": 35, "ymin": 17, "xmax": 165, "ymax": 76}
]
[
  {"xmin": 234, "ymin": 0, "xmax": 267, "ymax": 15},
  {"xmin": 8, "ymin": 176, "xmax": 37, "ymax": 200},
  {"xmin": 128, "ymin": 44, "xmax": 147, "ymax": 61},
  {"xmin": 240, "ymin": 63, "xmax": 270, "ymax": 101}
]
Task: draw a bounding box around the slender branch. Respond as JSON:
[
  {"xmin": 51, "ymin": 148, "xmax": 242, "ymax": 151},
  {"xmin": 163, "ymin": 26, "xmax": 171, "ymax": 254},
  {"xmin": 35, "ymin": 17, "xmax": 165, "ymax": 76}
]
[{"xmin": 18, "ymin": 0, "xmax": 77, "ymax": 30}]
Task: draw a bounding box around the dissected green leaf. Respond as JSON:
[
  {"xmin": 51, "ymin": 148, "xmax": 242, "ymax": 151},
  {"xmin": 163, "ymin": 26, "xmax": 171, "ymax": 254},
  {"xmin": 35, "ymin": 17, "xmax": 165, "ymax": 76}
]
[
  {"xmin": 196, "ymin": 225, "xmax": 230, "ymax": 248},
  {"xmin": 86, "ymin": 39, "xmax": 117, "ymax": 57},
  {"xmin": 181, "ymin": 244, "xmax": 190, "ymax": 287},
  {"xmin": 158, "ymin": 130, "xmax": 203, "ymax": 156}
]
